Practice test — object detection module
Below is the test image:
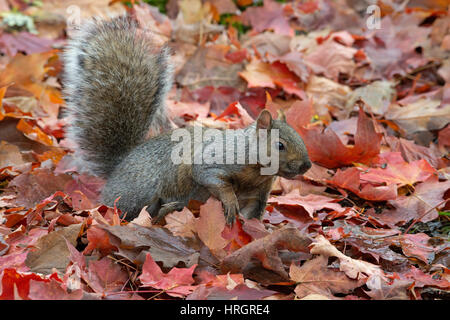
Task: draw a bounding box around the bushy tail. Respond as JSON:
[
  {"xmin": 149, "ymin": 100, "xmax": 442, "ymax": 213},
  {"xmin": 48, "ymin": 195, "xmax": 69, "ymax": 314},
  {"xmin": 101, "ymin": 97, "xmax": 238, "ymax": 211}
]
[{"xmin": 63, "ymin": 17, "xmax": 173, "ymax": 178}]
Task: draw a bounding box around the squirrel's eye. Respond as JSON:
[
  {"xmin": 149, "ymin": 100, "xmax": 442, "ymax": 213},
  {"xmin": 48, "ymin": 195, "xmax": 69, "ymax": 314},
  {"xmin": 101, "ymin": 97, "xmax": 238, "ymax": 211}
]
[{"xmin": 277, "ymin": 142, "xmax": 285, "ymax": 151}]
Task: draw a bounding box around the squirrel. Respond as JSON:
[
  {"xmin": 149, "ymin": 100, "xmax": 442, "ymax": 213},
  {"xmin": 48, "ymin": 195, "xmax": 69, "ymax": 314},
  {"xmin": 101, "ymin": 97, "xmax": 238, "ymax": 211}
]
[{"xmin": 63, "ymin": 17, "xmax": 312, "ymax": 224}]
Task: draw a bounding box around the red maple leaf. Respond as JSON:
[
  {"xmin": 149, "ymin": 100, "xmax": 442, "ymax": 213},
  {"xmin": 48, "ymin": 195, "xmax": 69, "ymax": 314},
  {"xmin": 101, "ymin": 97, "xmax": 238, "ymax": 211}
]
[
  {"xmin": 139, "ymin": 253, "xmax": 197, "ymax": 298},
  {"xmin": 298, "ymin": 108, "xmax": 382, "ymax": 168}
]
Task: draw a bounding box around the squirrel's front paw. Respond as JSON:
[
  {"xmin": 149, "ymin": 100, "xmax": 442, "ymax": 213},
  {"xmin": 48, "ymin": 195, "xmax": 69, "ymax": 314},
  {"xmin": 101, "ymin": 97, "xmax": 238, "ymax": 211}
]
[{"xmin": 224, "ymin": 202, "xmax": 239, "ymax": 225}]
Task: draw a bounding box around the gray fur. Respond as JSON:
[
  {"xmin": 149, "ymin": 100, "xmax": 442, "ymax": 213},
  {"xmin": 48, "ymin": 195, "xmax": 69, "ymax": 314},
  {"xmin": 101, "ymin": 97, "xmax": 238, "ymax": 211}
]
[{"xmin": 63, "ymin": 17, "xmax": 173, "ymax": 177}]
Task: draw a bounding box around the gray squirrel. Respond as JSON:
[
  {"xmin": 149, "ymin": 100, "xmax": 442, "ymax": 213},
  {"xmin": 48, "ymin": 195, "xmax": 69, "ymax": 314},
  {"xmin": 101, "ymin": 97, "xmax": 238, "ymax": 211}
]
[{"xmin": 63, "ymin": 17, "xmax": 311, "ymax": 224}]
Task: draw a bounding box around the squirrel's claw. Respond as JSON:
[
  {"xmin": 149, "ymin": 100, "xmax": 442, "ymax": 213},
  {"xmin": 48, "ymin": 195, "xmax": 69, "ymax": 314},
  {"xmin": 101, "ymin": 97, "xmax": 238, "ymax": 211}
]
[{"xmin": 224, "ymin": 202, "xmax": 239, "ymax": 225}]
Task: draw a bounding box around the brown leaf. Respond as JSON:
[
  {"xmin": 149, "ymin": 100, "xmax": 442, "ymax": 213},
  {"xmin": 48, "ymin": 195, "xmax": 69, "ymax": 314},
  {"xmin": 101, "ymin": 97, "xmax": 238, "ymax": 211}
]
[
  {"xmin": 378, "ymin": 176, "xmax": 450, "ymax": 225},
  {"xmin": 165, "ymin": 207, "xmax": 196, "ymax": 238},
  {"xmin": 386, "ymin": 233, "xmax": 447, "ymax": 264},
  {"xmin": 284, "ymin": 99, "xmax": 314, "ymax": 132},
  {"xmin": 9, "ymin": 168, "xmax": 72, "ymax": 208},
  {"xmin": 304, "ymin": 39, "xmax": 357, "ymax": 80},
  {"xmin": 364, "ymin": 279, "xmax": 411, "ymax": 300},
  {"xmin": 386, "ymin": 136, "xmax": 442, "ymax": 169},
  {"xmin": 99, "ymin": 224, "xmax": 200, "ymax": 268},
  {"xmin": 83, "ymin": 225, "xmax": 117, "ymax": 257},
  {"xmin": 130, "ymin": 206, "xmax": 153, "ymax": 228},
  {"xmin": 386, "ymin": 98, "xmax": 450, "ymax": 136},
  {"xmin": 221, "ymin": 225, "xmax": 312, "ymax": 278},
  {"xmin": 310, "ymin": 235, "xmax": 386, "ymax": 284},
  {"xmin": 176, "ymin": 45, "xmax": 244, "ymax": 91},
  {"xmin": 305, "ymin": 76, "xmax": 351, "ymax": 120},
  {"xmin": 25, "ymin": 223, "xmax": 82, "ymax": 275},
  {"xmin": 0, "ymin": 51, "xmax": 58, "ymax": 99},
  {"xmin": 290, "ymin": 256, "xmax": 362, "ymax": 299},
  {"xmin": 397, "ymin": 266, "xmax": 450, "ymax": 289},
  {"xmin": 0, "ymin": 141, "xmax": 25, "ymax": 168},
  {"xmin": 41, "ymin": 0, "xmax": 126, "ymax": 21},
  {"xmin": 215, "ymin": 101, "xmax": 254, "ymax": 129}
]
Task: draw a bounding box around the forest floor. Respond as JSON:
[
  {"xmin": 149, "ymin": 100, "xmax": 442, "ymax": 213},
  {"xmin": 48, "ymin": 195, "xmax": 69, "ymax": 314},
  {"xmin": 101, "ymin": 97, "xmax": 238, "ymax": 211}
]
[{"xmin": 0, "ymin": 0, "xmax": 449, "ymax": 300}]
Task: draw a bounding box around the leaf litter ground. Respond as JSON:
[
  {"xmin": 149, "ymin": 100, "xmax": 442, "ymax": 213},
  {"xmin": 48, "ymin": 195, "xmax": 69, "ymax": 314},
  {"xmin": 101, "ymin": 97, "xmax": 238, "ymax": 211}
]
[{"xmin": 0, "ymin": 0, "xmax": 449, "ymax": 300}]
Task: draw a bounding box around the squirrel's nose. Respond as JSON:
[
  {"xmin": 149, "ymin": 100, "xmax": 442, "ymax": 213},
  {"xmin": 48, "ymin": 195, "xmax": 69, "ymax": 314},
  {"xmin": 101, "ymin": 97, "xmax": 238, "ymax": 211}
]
[
  {"xmin": 298, "ymin": 160, "xmax": 312, "ymax": 174},
  {"xmin": 288, "ymin": 160, "xmax": 312, "ymax": 174}
]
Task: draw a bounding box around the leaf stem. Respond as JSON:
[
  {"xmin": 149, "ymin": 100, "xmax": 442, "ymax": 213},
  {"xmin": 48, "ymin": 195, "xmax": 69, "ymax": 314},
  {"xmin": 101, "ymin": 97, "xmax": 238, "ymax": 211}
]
[{"xmin": 403, "ymin": 199, "xmax": 448, "ymax": 234}]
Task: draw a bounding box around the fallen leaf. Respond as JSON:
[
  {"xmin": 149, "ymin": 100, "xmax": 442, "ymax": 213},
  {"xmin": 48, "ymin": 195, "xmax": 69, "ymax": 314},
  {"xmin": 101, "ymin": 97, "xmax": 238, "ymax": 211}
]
[
  {"xmin": 130, "ymin": 206, "xmax": 153, "ymax": 228},
  {"xmin": 239, "ymin": 58, "xmax": 305, "ymax": 99},
  {"xmin": 99, "ymin": 224, "xmax": 200, "ymax": 268},
  {"xmin": 28, "ymin": 279, "xmax": 82, "ymax": 300},
  {"xmin": 398, "ymin": 266, "xmax": 450, "ymax": 289},
  {"xmin": 379, "ymin": 176, "xmax": 450, "ymax": 225},
  {"xmin": 9, "ymin": 168, "xmax": 72, "ymax": 209},
  {"xmin": 268, "ymin": 190, "xmax": 344, "ymax": 218},
  {"xmin": 284, "ymin": 99, "xmax": 314, "ymax": 132},
  {"xmin": 221, "ymin": 225, "xmax": 312, "ymax": 278},
  {"xmin": 221, "ymin": 218, "xmax": 252, "ymax": 253},
  {"xmin": 310, "ymin": 235, "xmax": 386, "ymax": 283},
  {"xmin": 386, "ymin": 136, "xmax": 442, "ymax": 169},
  {"xmin": 0, "ymin": 251, "xmax": 29, "ymax": 273},
  {"xmin": 0, "ymin": 32, "xmax": 56, "ymax": 57},
  {"xmin": 139, "ymin": 252, "xmax": 197, "ymax": 298},
  {"xmin": 176, "ymin": 44, "xmax": 243, "ymax": 91},
  {"xmin": 327, "ymin": 167, "xmax": 398, "ymax": 201},
  {"xmin": 299, "ymin": 108, "xmax": 382, "ymax": 168},
  {"xmin": 85, "ymin": 257, "xmax": 128, "ymax": 295},
  {"xmin": 0, "ymin": 141, "xmax": 25, "ymax": 168},
  {"xmin": 386, "ymin": 233, "xmax": 447, "ymax": 265},
  {"xmin": 187, "ymin": 282, "xmax": 277, "ymax": 300},
  {"xmin": 290, "ymin": 255, "xmax": 362, "ymax": 299},
  {"xmin": 346, "ymin": 81, "xmax": 396, "ymax": 116},
  {"xmin": 304, "ymin": 39, "xmax": 357, "ymax": 80},
  {"xmin": 165, "ymin": 207, "xmax": 196, "ymax": 238},
  {"xmin": 305, "ymin": 76, "xmax": 351, "ymax": 119},
  {"xmin": 1, "ymin": 269, "xmax": 54, "ymax": 299},
  {"xmin": 25, "ymin": 223, "xmax": 82, "ymax": 275},
  {"xmin": 241, "ymin": 0, "xmax": 293, "ymax": 36},
  {"xmin": 0, "ymin": 50, "xmax": 59, "ymax": 100},
  {"xmin": 360, "ymin": 152, "xmax": 437, "ymax": 187},
  {"xmin": 215, "ymin": 101, "xmax": 254, "ymax": 129},
  {"xmin": 386, "ymin": 98, "xmax": 450, "ymax": 136},
  {"xmin": 364, "ymin": 279, "xmax": 411, "ymax": 300},
  {"xmin": 194, "ymin": 198, "xmax": 229, "ymax": 259}
]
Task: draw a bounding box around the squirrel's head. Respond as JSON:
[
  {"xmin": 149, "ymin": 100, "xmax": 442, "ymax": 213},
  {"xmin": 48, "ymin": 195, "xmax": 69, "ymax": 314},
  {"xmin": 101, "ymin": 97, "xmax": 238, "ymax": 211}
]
[{"xmin": 256, "ymin": 110, "xmax": 312, "ymax": 179}]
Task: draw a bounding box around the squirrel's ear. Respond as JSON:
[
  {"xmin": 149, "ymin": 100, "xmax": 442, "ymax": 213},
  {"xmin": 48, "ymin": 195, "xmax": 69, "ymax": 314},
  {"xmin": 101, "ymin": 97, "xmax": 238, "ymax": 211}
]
[
  {"xmin": 277, "ymin": 109, "xmax": 287, "ymax": 122},
  {"xmin": 256, "ymin": 110, "xmax": 273, "ymax": 129}
]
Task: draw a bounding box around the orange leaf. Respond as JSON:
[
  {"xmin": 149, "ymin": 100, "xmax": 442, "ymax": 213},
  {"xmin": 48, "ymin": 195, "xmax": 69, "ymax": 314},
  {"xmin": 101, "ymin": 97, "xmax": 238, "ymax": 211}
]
[
  {"xmin": 0, "ymin": 50, "xmax": 58, "ymax": 99},
  {"xmin": 239, "ymin": 58, "xmax": 305, "ymax": 98},
  {"xmin": 35, "ymin": 148, "xmax": 67, "ymax": 165},
  {"xmin": 16, "ymin": 119, "xmax": 55, "ymax": 146}
]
